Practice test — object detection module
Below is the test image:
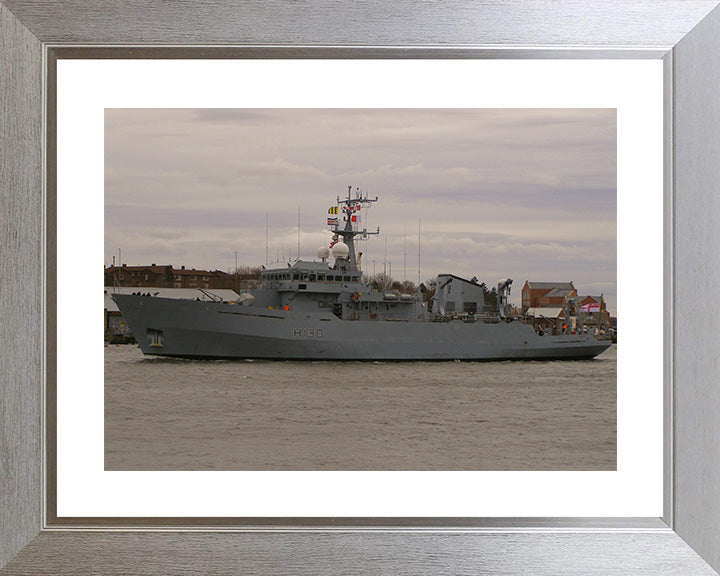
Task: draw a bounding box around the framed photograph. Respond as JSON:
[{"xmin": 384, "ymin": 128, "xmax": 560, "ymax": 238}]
[
  {"xmin": 62, "ymin": 61, "xmax": 649, "ymax": 521},
  {"xmin": 2, "ymin": 2, "xmax": 720, "ymax": 574}
]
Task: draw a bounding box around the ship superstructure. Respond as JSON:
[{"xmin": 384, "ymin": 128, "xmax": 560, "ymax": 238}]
[{"xmin": 112, "ymin": 187, "xmax": 611, "ymax": 360}]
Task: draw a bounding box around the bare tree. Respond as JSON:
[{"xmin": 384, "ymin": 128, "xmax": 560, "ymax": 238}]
[
  {"xmin": 401, "ymin": 280, "xmax": 417, "ymax": 294},
  {"xmin": 369, "ymin": 272, "xmax": 393, "ymax": 292},
  {"xmin": 163, "ymin": 265, "xmax": 175, "ymax": 288}
]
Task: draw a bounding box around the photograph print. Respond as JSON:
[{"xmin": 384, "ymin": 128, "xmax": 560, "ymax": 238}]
[{"xmin": 104, "ymin": 108, "xmax": 616, "ymax": 471}]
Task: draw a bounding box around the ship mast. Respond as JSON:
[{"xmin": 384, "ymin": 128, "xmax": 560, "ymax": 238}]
[{"xmin": 329, "ymin": 186, "xmax": 379, "ymax": 271}]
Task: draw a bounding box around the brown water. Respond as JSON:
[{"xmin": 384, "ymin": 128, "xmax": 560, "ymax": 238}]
[{"xmin": 105, "ymin": 344, "xmax": 616, "ymax": 471}]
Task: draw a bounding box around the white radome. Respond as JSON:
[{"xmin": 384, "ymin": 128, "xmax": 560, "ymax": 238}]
[
  {"xmin": 331, "ymin": 242, "xmax": 350, "ymax": 259},
  {"xmin": 317, "ymin": 246, "xmax": 331, "ymax": 259}
]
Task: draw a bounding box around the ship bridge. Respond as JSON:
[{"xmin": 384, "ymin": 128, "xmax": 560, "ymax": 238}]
[{"xmin": 260, "ymin": 260, "xmax": 363, "ymax": 285}]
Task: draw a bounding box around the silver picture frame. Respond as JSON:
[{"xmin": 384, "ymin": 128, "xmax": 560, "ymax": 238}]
[{"xmin": 2, "ymin": 1, "xmax": 720, "ymax": 574}]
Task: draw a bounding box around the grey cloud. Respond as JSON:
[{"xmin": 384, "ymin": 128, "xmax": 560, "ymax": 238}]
[{"xmin": 105, "ymin": 108, "xmax": 617, "ymax": 313}]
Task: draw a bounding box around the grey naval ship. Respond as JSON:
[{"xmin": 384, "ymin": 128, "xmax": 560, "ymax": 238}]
[{"xmin": 112, "ymin": 187, "xmax": 611, "ymax": 361}]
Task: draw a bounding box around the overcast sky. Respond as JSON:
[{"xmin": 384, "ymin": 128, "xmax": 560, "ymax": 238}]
[{"xmin": 105, "ymin": 108, "xmax": 616, "ymax": 312}]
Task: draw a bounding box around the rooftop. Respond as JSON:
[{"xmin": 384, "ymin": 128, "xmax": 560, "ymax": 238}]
[
  {"xmin": 526, "ymin": 307, "xmax": 566, "ymax": 318},
  {"xmin": 104, "ymin": 265, "xmax": 231, "ymax": 277},
  {"xmin": 541, "ymin": 287, "xmax": 576, "ymax": 298},
  {"xmin": 525, "ymin": 281, "xmax": 575, "ymax": 290}
]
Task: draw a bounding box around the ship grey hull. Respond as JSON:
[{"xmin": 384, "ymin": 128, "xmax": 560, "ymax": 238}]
[{"xmin": 113, "ymin": 295, "xmax": 611, "ymax": 361}]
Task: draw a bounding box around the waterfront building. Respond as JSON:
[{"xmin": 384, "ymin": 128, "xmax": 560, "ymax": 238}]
[
  {"xmin": 521, "ymin": 281, "xmax": 577, "ymax": 312},
  {"xmin": 103, "ymin": 264, "xmax": 254, "ymax": 290},
  {"xmin": 578, "ymin": 295, "xmax": 610, "ymax": 327}
]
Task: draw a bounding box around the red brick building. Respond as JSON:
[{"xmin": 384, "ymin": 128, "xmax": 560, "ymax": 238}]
[
  {"xmin": 578, "ymin": 295, "xmax": 606, "ymax": 313},
  {"xmin": 104, "ymin": 264, "xmax": 235, "ymax": 290},
  {"xmin": 578, "ymin": 295, "xmax": 610, "ymax": 326},
  {"xmin": 521, "ymin": 281, "xmax": 577, "ymax": 312}
]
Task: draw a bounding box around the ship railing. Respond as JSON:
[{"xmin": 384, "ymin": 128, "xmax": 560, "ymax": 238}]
[{"xmin": 429, "ymin": 312, "xmax": 504, "ymax": 324}]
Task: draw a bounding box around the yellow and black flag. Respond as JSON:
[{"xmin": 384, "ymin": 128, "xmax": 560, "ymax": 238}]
[{"xmin": 328, "ymin": 206, "xmax": 338, "ymax": 214}]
